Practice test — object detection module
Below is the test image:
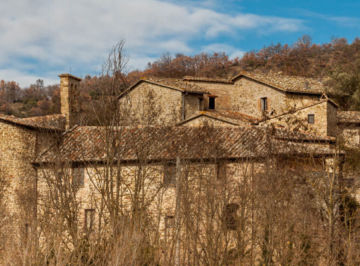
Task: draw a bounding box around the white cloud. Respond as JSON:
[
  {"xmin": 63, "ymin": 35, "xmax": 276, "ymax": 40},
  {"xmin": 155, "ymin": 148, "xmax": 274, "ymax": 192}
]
[
  {"xmin": 0, "ymin": 0, "xmax": 303, "ymax": 87},
  {"xmin": 202, "ymin": 43, "xmax": 245, "ymax": 59},
  {"xmin": 0, "ymin": 69, "xmax": 58, "ymax": 87}
]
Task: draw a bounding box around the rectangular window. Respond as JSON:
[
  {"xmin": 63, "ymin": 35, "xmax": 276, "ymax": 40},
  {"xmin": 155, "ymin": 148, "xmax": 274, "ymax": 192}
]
[
  {"xmin": 308, "ymin": 114, "xmax": 315, "ymax": 124},
  {"xmin": 165, "ymin": 215, "xmax": 175, "ymax": 241},
  {"xmin": 209, "ymin": 97, "xmax": 215, "ymax": 110},
  {"xmin": 224, "ymin": 203, "xmax": 239, "ymax": 230},
  {"xmin": 85, "ymin": 209, "xmax": 95, "ymax": 231},
  {"xmin": 165, "ymin": 215, "xmax": 175, "ymax": 228},
  {"xmin": 217, "ymin": 162, "xmax": 227, "ymax": 180},
  {"xmin": 164, "ymin": 164, "xmax": 176, "ymax": 187},
  {"xmin": 72, "ymin": 168, "xmax": 84, "ymax": 188},
  {"xmin": 260, "ymin": 97, "xmax": 267, "ymax": 112}
]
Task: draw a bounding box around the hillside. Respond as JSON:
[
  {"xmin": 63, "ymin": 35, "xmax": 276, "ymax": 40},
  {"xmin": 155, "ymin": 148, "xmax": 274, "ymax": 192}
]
[{"xmin": 1, "ymin": 36, "xmax": 360, "ymax": 119}]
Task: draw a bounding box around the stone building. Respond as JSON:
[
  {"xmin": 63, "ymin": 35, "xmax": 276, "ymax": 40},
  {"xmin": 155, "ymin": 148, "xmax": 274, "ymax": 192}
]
[{"xmin": 0, "ymin": 71, "xmax": 359, "ymax": 251}]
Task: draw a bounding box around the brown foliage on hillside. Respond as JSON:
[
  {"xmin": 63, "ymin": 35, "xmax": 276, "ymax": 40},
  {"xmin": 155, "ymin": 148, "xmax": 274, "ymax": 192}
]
[{"xmin": 2, "ymin": 36, "xmax": 360, "ymax": 118}]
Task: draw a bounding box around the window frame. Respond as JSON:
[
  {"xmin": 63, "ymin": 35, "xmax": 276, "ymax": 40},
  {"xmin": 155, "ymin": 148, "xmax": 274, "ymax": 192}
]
[
  {"xmin": 208, "ymin": 96, "xmax": 216, "ymax": 110},
  {"xmin": 308, "ymin": 114, "xmax": 315, "ymax": 124},
  {"xmin": 72, "ymin": 167, "xmax": 85, "ymax": 188},
  {"xmin": 260, "ymin": 97, "xmax": 268, "ymax": 112}
]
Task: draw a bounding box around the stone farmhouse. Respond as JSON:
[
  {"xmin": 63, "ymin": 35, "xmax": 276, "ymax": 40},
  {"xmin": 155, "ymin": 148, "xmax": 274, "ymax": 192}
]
[{"xmin": 1, "ymin": 71, "xmax": 359, "ymax": 244}]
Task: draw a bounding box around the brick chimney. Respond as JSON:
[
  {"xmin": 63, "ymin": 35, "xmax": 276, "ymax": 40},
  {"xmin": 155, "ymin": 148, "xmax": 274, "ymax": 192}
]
[{"xmin": 59, "ymin": 73, "xmax": 81, "ymax": 129}]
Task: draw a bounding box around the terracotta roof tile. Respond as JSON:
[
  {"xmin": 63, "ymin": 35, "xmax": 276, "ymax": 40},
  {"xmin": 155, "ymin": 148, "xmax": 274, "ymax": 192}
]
[
  {"xmin": 184, "ymin": 71, "xmax": 325, "ymax": 95},
  {"xmin": 232, "ymin": 71, "xmax": 325, "ymax": 95},
  {"xmin": 183, "ymin": 76, "xmax": 233, "ymax": 84},
  {"xmin": 119, "ymin": 78, "xmax": 209, "ymax": 99},
  {"xmin": 36, "ymin": 126, "xmax": 338, "ymax": 164},
  {"xmin": 177, "ymin": 110, "xmax": 260, "ymax": 126},
  {"xmin": 0, "ymin": 114, "xmax": 65, "ymax": 131},
  {"xmin": 144, "ymin": 78, "xmax": 208, "ymax": 94}
]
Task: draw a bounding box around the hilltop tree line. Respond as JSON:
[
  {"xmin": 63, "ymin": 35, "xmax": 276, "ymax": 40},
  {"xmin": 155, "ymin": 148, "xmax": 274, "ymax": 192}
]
[{"xmin": 2, "ymin": 35, "xmax": 360, "ymax": 118}]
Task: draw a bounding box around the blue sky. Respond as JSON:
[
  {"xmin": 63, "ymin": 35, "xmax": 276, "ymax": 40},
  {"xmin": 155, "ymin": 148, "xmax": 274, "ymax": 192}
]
[{"xmin": 0, "ymin": 0, "xmax": 359, "ymax": 87}]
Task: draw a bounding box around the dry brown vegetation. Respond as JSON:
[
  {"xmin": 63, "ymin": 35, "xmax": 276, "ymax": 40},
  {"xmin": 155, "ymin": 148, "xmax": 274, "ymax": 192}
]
[
  {"xmin": 2, "ymin": 35, "xmax": 360, "ymax": 119},
  {"xmin": 0, "ymin": 39, "xmax": 360, "ymax": 265}
]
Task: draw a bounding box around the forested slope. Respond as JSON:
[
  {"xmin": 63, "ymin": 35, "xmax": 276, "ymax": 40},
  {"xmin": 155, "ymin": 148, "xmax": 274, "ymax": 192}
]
[{"xmin": 1, "ymin": 36, "xmax": 360, "ymax": 120}]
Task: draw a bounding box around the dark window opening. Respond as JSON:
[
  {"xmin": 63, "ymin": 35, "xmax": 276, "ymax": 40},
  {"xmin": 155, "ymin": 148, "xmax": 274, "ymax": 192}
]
[
  {"xmin": 85, "ymin": 209, "xmax": 95, "ymax": 231},
  {"xmin": 260, "ymin": 97, "xmax": 267, "ymax": 112},
  {"xmin": 72, "ymin": 167, "xmax": 84, "ymax": 188},
  {"xmin": 308, "ymin": 114, "xmax": 315, "ymax": 124},
  {"xmin": 164, "ymin": 164, "xmax": 176, "ymax": 187},
  {"xmin": 223, "ymin": 203, "xmax": 239, "ymax": 230},
  {"xmin": 209, "ymin": 97, "xmax": 215, "ymax": 110},
  {"xmin": 24, "ymin": 223, "xmax": 29, "ymax": 242}
]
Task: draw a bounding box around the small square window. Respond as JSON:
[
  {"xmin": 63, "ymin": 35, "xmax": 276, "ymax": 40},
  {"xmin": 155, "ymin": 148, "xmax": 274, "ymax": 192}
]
[
  {"xmin": 164, "ymin": 164, "xmax": 176, "ymax": 187},
  {"xmin": 308, "ymin": 114, "xmax": 315, "ymax": 124}
]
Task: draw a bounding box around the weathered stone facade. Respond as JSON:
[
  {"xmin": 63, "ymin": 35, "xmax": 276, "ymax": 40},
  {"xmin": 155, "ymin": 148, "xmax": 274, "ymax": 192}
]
[
  {"xmin": 260, "ymin": 100, "xmax": 338, "ymax": 137},
  {"xmin": 0, "ymin": 70, "xmax": 359, "ymax": 256},
  {"xmin": 59, "ymin": 74, "xmax": 81, "ymax": 129}
]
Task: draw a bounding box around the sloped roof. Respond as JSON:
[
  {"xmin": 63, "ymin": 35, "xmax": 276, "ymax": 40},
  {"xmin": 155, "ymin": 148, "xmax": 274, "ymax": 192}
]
[
  {"xmin": 183, "ymin": 71, "xmax": 325, "ymax": 95},
  {"xmin": 35, "ymin": 126, "xmax": 338, "ymax": 164},
  {"xmin": 231, "ymin": 71, "xmax": 325, "ymax": 95},
  {"xmin": 177, "ymin": 110, "xmax": 260, "ymax": 126},
  {"xmin": 183, "ymin": 76, "xmax": 233, "ymax": 84},
  {"xmin": 118, "ymin": 78, "xmax": 209, "ymax": 99},
  {"xmin": 0, "ymin": 114, "xmax": 65, "ymax": 131},
  {"xmin": 337, "ymin": 111, "xmax": 360, "ymax": 124}
]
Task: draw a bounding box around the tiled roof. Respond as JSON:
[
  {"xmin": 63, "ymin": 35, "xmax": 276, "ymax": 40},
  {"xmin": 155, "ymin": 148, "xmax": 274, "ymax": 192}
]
[
  {"xmin": 183, "ymin": 71, "xmax": 325, "ymax": 95},
  {"xmin": 337, "ymin": 111, "xmax": 360, "ymax": 124},
  {"xmin": 183, "ymin": 76, "xmax": 233, "ymax": 84},
  {"xmin": 232, "ymin": 71, "xmax": 325, "ymax": 95},
  {"xmin": 36, "ymin": 126, "xmax": 337, "ymax": 164},
  {"xmin": 145, "ymin": 78, "xmax": 208, "ymax": 94},
  {"xmin": 118, "ymin": 78, "xmax": 209, "ymax": 99},
  {"xmin": 177, "ymin": 110, "xmax": 260, "ymax": 126},
  {"xmin": 0, "ymin": 114, "xmax": 65, "ymax": 131}
]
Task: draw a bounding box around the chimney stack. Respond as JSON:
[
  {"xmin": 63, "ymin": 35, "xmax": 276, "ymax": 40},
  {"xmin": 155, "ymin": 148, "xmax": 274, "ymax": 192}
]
[{"xmin": 59, "ymin": 73, "xmax": 81, "ymax": 129}]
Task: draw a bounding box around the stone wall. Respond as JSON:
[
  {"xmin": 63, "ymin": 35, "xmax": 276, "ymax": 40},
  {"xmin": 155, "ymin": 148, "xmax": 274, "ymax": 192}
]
[
  {"xmin": 285, "ymin": 94, "xmax": 321, "ymax": 111},
  {"xmin": 0, "ymin": 123, "xmax": 37, "ymax": 212},
  {"xmin": 189, "ymin": 78, "xmax": 320, "ymax": 118},
  {"xmin": 36, "ymin": 156, "xmax": 331, "ymax": 242},
  {"xmin": 261, "ymin": 101, "xmax": 336, "ymax": 137},
  {"xmin": 0, "ymin": 121, "xmax": 60, "ymax": 248},
  {"xmin": 119, "ymin": 83, "xmax": 183, "ymax": 125},
  {"xmin": 59, "ymin": 74, "xmax": 81, "ymax": 129},
  {"xmin": 184, "ymin": 94, "xmax": 202, "ymax": 119}
]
